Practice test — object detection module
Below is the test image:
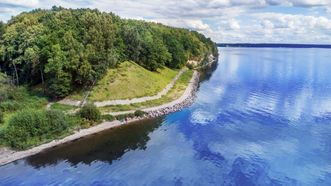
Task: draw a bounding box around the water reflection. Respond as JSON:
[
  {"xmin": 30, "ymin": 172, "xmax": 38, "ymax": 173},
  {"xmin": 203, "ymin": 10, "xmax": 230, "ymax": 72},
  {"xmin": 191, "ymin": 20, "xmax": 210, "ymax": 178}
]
[{"xmin": 27, "ymin": 117, "xmax": 164, "ymax": 168}]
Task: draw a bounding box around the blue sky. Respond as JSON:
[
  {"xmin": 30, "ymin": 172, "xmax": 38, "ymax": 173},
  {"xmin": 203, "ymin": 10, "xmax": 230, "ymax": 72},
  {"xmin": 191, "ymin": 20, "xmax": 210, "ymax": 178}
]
[{"xmin": 0, "ymin": 0, "xmax": 331, "ymax": 44}]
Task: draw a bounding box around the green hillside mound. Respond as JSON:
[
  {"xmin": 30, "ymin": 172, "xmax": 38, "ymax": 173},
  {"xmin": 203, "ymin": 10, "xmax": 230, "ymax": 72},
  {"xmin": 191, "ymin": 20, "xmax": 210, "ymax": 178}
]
[{"xmin": 89, "ymin": 61, "xmax": 178, "ymax": 101}]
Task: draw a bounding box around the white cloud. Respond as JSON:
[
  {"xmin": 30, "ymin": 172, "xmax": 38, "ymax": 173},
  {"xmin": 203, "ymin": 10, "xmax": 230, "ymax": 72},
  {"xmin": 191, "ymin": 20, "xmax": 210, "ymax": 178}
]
[
  {"xmin": 0, "ymin": 0, "xmax": 40, "ymax": 8},
  {"xmin": 229, "ymin": 19, "xmax": 241, "ymax": 30},
  {"xmin": 0, "ymin": 0, "xmax": 331, "ymax": 43},
  {"xmin": 207, "ymin": 12, "xmax": 331, "ymax": 43},
  {"xmin": 289, "ymin": 0, "xmax": 330, "ymax": 6},
  {"xmin": 153, "ymin": 19, "xmax": 212, "ymax": 32}
]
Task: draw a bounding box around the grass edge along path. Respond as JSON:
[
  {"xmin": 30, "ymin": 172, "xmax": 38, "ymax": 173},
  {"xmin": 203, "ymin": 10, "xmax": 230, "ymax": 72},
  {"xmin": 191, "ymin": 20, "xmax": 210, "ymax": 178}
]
[
  {"xmin": 65, "ymin": 61, "xmax": 179, "ymax": 101},
  {"xmin": 101, "ymin": 70, "xmax": 196, "ymax": 115},
  {"xmin": 59, "ymin": 62, "xmax": 185, "ymax": 107},
  {"xmin": 94, "ymin": 68, "xmax": 187, "ymax": 107}
]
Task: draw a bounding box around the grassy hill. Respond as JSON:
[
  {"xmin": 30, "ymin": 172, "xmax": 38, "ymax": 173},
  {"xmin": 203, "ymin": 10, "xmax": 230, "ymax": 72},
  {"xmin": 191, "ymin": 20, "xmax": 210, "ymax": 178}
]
[
  {"xmin": 99, "ymin": 70, "xmax": 193, "ymax": 113},
  {"xmin": 90, "ymin": 61, "xmax": 178, "ymax": 101},
  {"xmin": 68, "ymin": 61, "xmax": 179, "ymax": 101}
]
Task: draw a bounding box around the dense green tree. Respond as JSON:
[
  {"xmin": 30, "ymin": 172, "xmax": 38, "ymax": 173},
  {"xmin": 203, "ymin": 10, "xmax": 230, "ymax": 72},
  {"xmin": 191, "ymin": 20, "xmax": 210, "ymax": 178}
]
[
  {"xmin": 0, "ymin": 21, "xmax": 5, "ymax": 39},
  {"xmin": 44, "ymin": 44, "xmax": 71, "ymax": 98},
  {"xmin": 0, "ymin": 7, "xmax": 217, "ymax": 98}
]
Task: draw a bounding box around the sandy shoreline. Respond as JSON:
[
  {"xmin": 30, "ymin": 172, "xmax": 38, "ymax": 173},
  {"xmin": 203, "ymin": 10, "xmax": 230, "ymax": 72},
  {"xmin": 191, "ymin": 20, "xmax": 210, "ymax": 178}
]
[{"xmin": 0, "ymin": 70, "xmax": 200, "ymax": 166}]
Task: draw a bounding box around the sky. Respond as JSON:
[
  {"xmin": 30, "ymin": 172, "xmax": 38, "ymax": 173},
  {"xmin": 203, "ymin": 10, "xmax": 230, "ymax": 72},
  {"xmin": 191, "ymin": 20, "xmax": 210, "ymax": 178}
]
[{"xmin": 0, "ymin": 0, "xmax": 331, "ymax": 44}]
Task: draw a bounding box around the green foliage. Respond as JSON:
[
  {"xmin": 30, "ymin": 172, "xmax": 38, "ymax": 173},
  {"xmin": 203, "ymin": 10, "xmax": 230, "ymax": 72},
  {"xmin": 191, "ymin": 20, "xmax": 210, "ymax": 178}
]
[
  {"xmin": 115, "ymin": 113, "xmax": 135, "ymax": 121},
  {"xmin": 78, "ymin": 103, "xmax": 101, "ymax": 122},
  {"xmin": 0, "ymin": 7, "xmax": 217, "ymax": 98},
  {"xmin": 134, "ymin": 110, "xmax": 146, "ymax": 117},
  {"xmin": 0, "ymin": 101, "xmax": 20, "ymax": 112},
  {"xmin": 0, "ymin": 21, "xmax": 5, "ymax": 38},
  {"xmin": 50, "ymin": 103, "xmax": 78, "ymax": 112},
  {"xmin": 0, "ymin": 110, "xmax": 3, "ymax": 124},
  {"xmin": 45, "ymin": 110, "xmax": 71, "ymax": 134},
  {"xmin": 113, "ymin": 111, "xmax": 145, "ymax": 121},
  {"xmin": 102, "ymin": 114, "xmax": 115, "ymax": 121},
  {"xmin": 186, "ymin": 63, "xmax": 194, "ymax": 70},
  {"xmin": 0, "ymin": 86, "xmax": 47, "ymax": 112},
  {"xmin": 3, "ymin": 109, "xmax": 71, "ymax": 149}
]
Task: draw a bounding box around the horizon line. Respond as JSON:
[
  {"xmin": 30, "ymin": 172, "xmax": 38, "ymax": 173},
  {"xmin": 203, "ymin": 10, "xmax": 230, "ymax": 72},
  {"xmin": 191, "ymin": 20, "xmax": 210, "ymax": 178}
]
[{"xmin": 217, "ymin": 43, "xmax": 331, "ymax": 48}]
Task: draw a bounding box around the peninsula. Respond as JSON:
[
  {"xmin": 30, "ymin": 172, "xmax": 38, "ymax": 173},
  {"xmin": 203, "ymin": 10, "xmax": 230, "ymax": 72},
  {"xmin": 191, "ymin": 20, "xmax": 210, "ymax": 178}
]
[{"xmin": 0, "ymin": 7, "xmax": 218, "ymax": 164}]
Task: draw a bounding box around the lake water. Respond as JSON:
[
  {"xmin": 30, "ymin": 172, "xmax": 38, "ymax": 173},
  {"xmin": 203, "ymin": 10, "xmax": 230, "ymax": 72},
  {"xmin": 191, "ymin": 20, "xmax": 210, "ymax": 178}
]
[{"xmin": 1, "ymin": 48, "xmax": 331, "ymax": 185}]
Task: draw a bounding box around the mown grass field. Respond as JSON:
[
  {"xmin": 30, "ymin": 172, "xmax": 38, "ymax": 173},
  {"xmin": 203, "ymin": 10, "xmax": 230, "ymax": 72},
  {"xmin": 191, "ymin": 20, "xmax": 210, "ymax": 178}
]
[
  {"xmin": 99, "ymin": 70, "xmax": 193, "ymax": 113},
  {"xmin": 68, "ymin": 61, "xmax": 179, "ymax": 101}
]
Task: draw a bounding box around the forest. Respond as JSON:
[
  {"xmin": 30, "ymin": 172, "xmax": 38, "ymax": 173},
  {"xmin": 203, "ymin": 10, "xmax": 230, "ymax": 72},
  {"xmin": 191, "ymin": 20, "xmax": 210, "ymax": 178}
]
[{"xmin": 0, "ymin": 7, "xmax": 217, "ymax": 98}]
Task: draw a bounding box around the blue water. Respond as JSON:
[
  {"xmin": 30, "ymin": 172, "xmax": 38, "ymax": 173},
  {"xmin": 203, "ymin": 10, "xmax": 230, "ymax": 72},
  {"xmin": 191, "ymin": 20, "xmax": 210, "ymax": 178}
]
[{"xmin": 1, "ymin": 48, "xmax": 331, "ymax": 185}]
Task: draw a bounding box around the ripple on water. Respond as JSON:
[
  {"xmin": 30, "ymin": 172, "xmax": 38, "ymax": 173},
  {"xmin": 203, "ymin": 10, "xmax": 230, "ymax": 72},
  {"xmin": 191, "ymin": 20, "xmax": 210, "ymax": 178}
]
[{"xmin": 2, "ymin": 48, "xmax": 331, "ymax": 185}]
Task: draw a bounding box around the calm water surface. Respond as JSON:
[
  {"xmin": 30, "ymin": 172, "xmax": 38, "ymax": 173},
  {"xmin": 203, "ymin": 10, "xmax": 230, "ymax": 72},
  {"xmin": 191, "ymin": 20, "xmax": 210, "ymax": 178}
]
[{"xmin": 1, "ymin": 48, "xmax": 331, "ymax": 186}]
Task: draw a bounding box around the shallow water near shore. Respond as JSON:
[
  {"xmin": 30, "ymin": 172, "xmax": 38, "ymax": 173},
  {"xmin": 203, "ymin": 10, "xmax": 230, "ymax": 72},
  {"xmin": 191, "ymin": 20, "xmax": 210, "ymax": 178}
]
[{"xmin": 1, "ymin": 48, "xmax": 331, "ymax": 185}]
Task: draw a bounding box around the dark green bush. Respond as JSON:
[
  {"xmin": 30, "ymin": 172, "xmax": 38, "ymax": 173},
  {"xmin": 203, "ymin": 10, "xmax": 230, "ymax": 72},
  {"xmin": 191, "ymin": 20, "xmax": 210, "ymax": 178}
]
[
  {"xmin": 0, "ymin": 89, "xmax": 9, "ymax": 102},
  {"xmin": 102, "ymin": 114, "xmax": 115, "ymax": 121},
  {"xmin": 186, "ymin": 63, "xmax": 194, "ymax": 70},
  {"xmin": 0, "ymin": 100, "xmax": 21, "ymax": 112},
  {"xmin": 134, "ymin": 110, "xmax": 146, "ymax": 117},
  {"xmin": 0, "ymin": 110, "xmax": 3, "ymax": 123},
  {"xmin": 3, "ymin": 109, "xmax": 71, "ymax": 149},
  {"xmin": 8, "ymin": 87, "xmax": 29, "ymax": 101},
  {"xmin": 4, "ymin": 110, "xmax": 47, "ymax": 149},
  {"xmin": 115, "ymin": 113, "xmax": 135, "ymax": 121},
  {"xmin": 45, "ymin": 110, "xmax": 71, "ymax": 135},
  {"xmin": 78, "ymin": 103, "xmax": 101, "ymax": 122}
]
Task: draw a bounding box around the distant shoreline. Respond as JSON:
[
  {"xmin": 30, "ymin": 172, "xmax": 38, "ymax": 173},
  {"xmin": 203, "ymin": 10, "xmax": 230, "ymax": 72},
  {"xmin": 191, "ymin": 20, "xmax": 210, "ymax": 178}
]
[{"xmin": 217, "ymin": 43, "xmax": 331, "ymax": 49}]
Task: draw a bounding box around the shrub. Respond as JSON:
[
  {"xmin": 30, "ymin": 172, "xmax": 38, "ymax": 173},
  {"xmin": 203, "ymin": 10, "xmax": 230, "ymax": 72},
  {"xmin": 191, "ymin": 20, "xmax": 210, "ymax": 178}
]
[
  {"xmin": 102, "ymin": 114, "xmax": 115, "ymax": 121},
  {"xmin": 0, "ymin": 88, "xmax": 9, "ymax": 102},
  {"xmin": 0, "ymin": 100, "xmax": 21, "ymax": 112},
  {"xmin": 115, "ymin": 113, "xmax": 134, "ymax": 121},
  {"xmin": 3, "ymin": 109, "xmax": 71, "ymax": 149},
  {"xmin": 45, "ymin": 110, "xmax": 71, "ymax": 135},
  {"xmin": 134, "ymin": 110, "xmax": 146, "ymax": 117},
  {"xmin": 0, "ymin": 110, "xmax": 3, "ymax": 123},
  {"xmin": 4, "ymin": 110, "xmax": 48, "ymax": 149},
  {"xmin": 186, "ymin": 63, "xmax": 194, "ymax": 70},
  {"xmin": 78, "ymin": 103, "xmax": 101, "ymax": 122},
  {"xmin": 8, "ymin": 87, "xmax": 29, "ymax": 101}
]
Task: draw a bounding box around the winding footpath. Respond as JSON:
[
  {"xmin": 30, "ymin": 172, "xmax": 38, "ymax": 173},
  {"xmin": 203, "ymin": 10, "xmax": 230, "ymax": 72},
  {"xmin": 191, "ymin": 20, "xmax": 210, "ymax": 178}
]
[
  {"xmin": 59, "ymin": 69, "xmax": 187, "ymax": 107},
  {"xmin": 0, "ymin": 70, "xmax": 199, "ymax": 166},
  {"xmin": 107, "ymin": 71, "xmax": 199, "ymax": 116}
]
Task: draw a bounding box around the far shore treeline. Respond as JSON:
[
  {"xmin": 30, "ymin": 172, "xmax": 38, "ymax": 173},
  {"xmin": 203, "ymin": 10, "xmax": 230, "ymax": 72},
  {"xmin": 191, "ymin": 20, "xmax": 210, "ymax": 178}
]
[{"xmin": 0, "ymin": 6, "xmax": 217, "ymax": 98}]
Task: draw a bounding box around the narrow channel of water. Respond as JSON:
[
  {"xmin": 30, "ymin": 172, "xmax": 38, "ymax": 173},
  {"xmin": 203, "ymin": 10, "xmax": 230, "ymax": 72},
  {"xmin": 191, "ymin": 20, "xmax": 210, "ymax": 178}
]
[{"xmin": 1, "ymin": 48, "xmax": 331, "ymax": 185}]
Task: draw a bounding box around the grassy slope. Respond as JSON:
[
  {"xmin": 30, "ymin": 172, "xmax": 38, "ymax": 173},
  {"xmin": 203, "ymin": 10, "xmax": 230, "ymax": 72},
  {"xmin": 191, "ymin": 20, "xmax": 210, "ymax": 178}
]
[
  {"xmin": 99, "ymin": 70, "xmax": 193, "ymax": 113},
  {"xmin": 68, "ymin": 61, "xmax": 178, "ymax": 101}
]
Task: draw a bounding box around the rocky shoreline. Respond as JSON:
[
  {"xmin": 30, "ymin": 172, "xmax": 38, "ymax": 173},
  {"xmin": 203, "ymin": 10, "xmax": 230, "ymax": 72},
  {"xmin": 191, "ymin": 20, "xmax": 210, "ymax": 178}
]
[
  {"xmin": 145, "ymin": 71, "xmax": 199, "ymax": 118},
  {"xmin": 0, "ymin": 70, "xmax": 201, "ymax": 166}
]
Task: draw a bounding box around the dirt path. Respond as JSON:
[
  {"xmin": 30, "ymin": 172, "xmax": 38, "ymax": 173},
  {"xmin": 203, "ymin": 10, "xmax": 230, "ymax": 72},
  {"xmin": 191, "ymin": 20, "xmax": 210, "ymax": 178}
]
[
  {"xmin": 58, "ymin": 69, "xmax": 186, "ymax": 107},
  {"xmin": 107, "ymin": 71, "xmax": 199, "ymax": 116}
]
